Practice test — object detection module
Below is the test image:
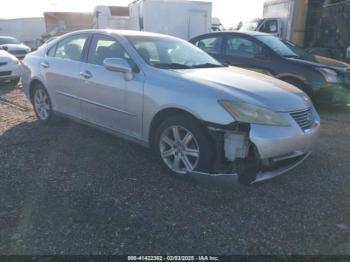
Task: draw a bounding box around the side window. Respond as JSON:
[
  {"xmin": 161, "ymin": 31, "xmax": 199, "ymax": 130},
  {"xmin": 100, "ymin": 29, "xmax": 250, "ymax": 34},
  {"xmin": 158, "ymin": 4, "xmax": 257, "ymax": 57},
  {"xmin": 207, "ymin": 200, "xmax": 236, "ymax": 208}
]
[
  {"xmin": 194, "ymin": 36, "xmax": 223, "ymax": 54},
  {"xmin": 87, "ymin": 35, "xmax": 135, "ymax": 67},
  {"xmin": 47, "ymin": 44, "xmax": 57, "ymax": 57},
  {"xmin": 226, "ymin": 36, "xmax": 263, "ymax": 58},
  {"xmin": 54, "ymin": 34, "xmax": 88, "ymax": 61},
  {"xmin": 260, "ymin": 20, "xmax": 278, "ymax": 34}
]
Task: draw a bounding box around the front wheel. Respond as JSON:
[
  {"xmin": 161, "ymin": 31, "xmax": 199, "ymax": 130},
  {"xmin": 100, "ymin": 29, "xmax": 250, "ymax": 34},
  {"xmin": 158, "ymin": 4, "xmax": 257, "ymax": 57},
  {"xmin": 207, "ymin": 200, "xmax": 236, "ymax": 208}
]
[
  {"xmin": 31, "ymin": 84, "xmax": 54, "ymax": 123},
  {"xmin": 154, "ymin": 115, "xmax": 214, "ymax": 177}
]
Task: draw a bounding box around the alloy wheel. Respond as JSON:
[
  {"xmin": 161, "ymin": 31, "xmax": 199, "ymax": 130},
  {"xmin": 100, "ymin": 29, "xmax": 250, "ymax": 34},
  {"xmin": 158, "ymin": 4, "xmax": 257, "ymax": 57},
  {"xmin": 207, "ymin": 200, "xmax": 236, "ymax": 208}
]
[
  {"xmin": 159, "ymin": 125, "xmax": 200, "ymax": 174},
  {"xmin": 34, "ymin": 88, "xmax": 51, "ymax": 121}
]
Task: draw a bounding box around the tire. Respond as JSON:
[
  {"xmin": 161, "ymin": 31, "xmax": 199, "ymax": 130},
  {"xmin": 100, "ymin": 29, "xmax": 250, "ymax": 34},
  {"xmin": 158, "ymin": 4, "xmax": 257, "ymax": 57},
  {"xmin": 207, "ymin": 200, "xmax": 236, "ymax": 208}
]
[
  {"xmin": 154, "ymin": 114, "xmax": 214, "ymax": 177},
  {"xmin": 31, "ymin": 83, "xmax": 54, "ymax": 124}
]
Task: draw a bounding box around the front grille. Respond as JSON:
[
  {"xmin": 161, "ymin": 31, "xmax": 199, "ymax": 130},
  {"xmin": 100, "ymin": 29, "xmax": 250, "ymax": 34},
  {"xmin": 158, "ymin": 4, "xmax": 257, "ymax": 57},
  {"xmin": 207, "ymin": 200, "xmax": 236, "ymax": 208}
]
[
  {"xmin": 0, "ymin": 71, "xmax": 11, "ymax": 76},
  {"xmin": 290, "ymin": 107, "xmax": 313, "ymax": 131},
  {"xmin": 0, "ymin": 62, "xmax": 8, "ymax": 66}
]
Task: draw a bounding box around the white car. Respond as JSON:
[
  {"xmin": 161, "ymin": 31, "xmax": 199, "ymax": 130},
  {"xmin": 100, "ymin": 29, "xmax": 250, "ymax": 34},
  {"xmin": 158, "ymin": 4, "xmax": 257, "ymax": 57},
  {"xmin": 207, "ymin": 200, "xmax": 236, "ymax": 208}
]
[
  {"xmin": 0, "ymin": 36, "xmax": 31, "ymax": 59},
  {"xmin": 0, "ymin": 50, "xmax": 22, "ymax": 86}
]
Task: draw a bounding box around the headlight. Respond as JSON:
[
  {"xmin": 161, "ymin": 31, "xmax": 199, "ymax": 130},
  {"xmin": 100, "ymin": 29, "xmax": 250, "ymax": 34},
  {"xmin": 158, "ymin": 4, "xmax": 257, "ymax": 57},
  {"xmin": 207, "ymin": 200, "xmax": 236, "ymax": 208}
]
[
  {"xmin": 317, "ymin": 68, "xmax": 340, "ymax": 83},
  {"xmin": 219, "ymin": 100, "xmax": 290, "ymax": 126}
]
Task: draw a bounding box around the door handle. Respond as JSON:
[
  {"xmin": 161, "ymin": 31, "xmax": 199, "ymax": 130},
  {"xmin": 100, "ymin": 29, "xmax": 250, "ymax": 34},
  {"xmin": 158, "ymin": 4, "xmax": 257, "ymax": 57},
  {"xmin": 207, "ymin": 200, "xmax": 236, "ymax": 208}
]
[
  {"xmin": 40, "ymin": 61, "xmax": 49, "ymax": 68},
  {"xmin": 80, "ymin": 70, "xmax": 93, "ymax": 79}
]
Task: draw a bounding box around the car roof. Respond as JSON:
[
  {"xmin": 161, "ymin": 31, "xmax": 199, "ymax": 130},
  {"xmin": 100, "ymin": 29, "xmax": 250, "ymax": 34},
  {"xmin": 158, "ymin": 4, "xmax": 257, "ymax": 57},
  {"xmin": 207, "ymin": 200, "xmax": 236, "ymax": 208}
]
[
  {"xmin": 190, "ymin": 30, "xmax": 271, "ymax": 40},
  {"xmin": 62, "ymin": 29, "xmax": 176, "ymax": 39},
  {"xmin": 0, "ymin": 36, "xmax": 17, "ymax": 39}
]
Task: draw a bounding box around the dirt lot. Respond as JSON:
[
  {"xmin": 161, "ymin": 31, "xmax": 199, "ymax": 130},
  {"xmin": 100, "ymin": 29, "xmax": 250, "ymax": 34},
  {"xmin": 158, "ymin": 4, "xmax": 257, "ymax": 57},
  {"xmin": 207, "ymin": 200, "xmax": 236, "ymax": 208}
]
[{"xmin": 1, "ymin": 85, "xmax": 350, "ymax": 255}]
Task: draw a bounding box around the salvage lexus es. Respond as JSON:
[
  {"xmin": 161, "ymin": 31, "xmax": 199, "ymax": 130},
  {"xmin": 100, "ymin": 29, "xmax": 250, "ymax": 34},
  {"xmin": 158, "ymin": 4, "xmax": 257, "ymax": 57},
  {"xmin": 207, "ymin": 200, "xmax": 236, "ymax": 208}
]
[{"xmin": 22, "ymin": 30, "xmax": 320, "ymax": 185}]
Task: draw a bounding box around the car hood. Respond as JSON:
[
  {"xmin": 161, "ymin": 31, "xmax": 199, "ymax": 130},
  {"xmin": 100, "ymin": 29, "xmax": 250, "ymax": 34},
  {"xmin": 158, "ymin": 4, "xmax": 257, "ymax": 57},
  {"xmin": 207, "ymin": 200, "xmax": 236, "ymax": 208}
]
[
  {"xmin": 0, "ymin": 50, "xmax": 16, "ymax": 62},
  {"xmin": 175, "ymin": 66, "xmax": 311, "ymax": 112},
  {"xmin": 287, "ymin": 55, "xmax": 350, "ymax": 74}
]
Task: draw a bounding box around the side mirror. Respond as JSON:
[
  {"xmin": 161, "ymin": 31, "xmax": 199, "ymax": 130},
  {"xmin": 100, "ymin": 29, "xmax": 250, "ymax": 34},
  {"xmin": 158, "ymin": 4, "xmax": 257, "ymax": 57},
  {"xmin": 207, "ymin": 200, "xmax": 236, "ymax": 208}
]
[{"xmin": 103, "ymin": 58, "xmax": 133, "ymax": 81}]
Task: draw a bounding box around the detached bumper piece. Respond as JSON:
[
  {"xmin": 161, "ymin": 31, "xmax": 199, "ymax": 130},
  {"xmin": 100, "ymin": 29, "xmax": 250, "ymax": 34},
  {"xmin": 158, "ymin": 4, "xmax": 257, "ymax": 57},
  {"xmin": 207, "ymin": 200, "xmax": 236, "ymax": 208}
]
[{"xmin": 188, "ymin": 152, "xmax": 311, "ymax": 187}]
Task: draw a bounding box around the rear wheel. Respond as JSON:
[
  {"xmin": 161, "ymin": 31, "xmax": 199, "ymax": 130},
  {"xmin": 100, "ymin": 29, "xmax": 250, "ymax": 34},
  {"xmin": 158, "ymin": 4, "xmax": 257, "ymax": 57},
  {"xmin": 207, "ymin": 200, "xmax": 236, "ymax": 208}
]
[
  {"xmin": 154, "ymin": 115, "xmax": 214, "ymax": 177},
  {"xmin": 31, "ymin": 83, "xmax": 54, "ymax": 123}
]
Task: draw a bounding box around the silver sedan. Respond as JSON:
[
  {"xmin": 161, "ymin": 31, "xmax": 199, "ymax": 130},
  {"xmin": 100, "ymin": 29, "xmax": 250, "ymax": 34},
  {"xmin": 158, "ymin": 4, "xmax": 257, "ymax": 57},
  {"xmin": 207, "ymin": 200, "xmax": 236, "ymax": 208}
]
[{"xmin": 22, "ymin": 30, "xmax": 320, "ymax": 185}]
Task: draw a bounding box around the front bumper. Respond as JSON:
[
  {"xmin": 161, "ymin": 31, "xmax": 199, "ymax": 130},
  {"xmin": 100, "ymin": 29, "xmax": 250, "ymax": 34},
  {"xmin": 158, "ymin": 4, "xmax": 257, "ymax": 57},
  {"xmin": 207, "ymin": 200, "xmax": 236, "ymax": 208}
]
[
  {"xmin": 189, "ymin": 108, "xmax": 320, "ymax": 186},
  {"xmin": 0, "ymin": 63, "xmax": 23, "ymax": 83},
  {"xmin": 189, "ymin": 152, "xmax": 311, "ymax": 186},
  {"xmin": 315, "ymin": 83, "xmax": 350, "ymax": 105}
]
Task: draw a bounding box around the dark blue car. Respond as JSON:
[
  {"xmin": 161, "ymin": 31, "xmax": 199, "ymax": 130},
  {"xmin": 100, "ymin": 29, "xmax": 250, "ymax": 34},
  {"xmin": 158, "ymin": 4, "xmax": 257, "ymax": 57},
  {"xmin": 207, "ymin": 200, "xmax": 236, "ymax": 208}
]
[{"xmin": 190, "ymin": 31, "xmax": 350, "ymax": 105}]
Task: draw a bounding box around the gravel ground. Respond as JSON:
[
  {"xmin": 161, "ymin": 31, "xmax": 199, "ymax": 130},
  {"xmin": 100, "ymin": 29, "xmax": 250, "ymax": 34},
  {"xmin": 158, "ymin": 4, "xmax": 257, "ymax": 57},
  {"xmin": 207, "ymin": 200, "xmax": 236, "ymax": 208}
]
[{"xmin": 0, "ymin": 85, "xmax": 350, "ymax": 255}]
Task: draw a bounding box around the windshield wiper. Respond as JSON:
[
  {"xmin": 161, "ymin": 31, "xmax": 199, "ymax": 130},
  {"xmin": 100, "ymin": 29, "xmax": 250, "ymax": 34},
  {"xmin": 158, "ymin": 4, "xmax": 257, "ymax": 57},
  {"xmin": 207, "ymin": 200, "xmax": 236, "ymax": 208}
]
[
  {"xmin": 192, "ymin": 63, "xmax": 226, "ymax": 68},
  {"xmin": 152, "ymin": 63, "xmax": 192, "ymax": 69}
]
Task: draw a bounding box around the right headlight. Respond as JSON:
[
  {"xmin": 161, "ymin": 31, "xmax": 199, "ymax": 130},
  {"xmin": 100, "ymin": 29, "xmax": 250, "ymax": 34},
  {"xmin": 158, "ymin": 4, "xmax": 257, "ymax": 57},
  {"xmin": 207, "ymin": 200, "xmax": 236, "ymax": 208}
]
[
  {"xmin": 219, "ymin": 100, "xmax": 290, "ymax": 126},
  {"xmin": 316, "ymin": 68, "xmax": 340, "ymax": 83}
]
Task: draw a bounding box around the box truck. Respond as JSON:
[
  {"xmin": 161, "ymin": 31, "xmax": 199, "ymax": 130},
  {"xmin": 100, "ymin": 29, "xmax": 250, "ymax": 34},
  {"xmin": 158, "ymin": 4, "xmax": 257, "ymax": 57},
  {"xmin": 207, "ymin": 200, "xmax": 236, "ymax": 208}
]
[
  {"xmin": 128, "ymin": 0, "xmax": 212, "ymax": 40},
  {"xmin": 93, "ymin": 6, "xmax": 131, "ymax": 30},
  {"xmin": 240, "ymin": 0, "xmax": 350, "ymax": 62}
]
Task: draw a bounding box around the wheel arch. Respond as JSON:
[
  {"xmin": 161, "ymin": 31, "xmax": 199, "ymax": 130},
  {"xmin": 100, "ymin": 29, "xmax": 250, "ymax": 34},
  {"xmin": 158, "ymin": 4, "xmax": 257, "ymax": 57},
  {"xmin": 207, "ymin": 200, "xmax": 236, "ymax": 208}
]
[
  {"xmin": 277, "ymin": 74, "xmax": 314, "ymax": 94},
  {"xmin": 148, "ymin": 107, "xmax": 205, "ymax": 149},
  {"xmin": 29, "ymin": 79, "xmax": 46, "ymax": 101},
  {"xmin": 277, "ymin": 74, "xmax": 308, "ymax": 88}
]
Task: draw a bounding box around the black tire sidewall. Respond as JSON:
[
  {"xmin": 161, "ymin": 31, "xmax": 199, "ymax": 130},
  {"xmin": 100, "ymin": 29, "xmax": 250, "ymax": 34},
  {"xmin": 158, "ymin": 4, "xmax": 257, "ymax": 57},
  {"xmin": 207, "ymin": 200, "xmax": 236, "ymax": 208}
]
[{"xmin": 154, "ymin": 115, "xmax": 214, "ymax": 177}]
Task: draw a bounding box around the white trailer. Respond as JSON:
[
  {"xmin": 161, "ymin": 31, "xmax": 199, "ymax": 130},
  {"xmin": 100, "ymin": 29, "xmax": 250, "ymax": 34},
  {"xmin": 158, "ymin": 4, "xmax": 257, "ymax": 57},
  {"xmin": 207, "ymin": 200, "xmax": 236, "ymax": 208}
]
[
  {"xmin": 93, "ymin": 6, "xmax": 131, "ymax": 30},
  {"xmin": 128, "ymin": 0, "xmax": 212, "ymax": 40},
  {"xmin": 0, "ymin": 17, "xmax": 46, "ymax": 43}
]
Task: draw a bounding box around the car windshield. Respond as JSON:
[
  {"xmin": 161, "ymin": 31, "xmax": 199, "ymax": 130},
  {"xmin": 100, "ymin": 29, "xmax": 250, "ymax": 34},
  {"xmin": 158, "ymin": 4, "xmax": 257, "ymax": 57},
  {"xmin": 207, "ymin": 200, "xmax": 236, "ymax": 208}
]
[
  {"xmin": 127, "ymin": 35, "xmax": 223, "ymax": 69},
  {"xmin": 240, "ymin": 20, "xmax": 261, "ymax": 31},
  {"xmin": 257, "ymin": 35, "xmax": 300, "ymax": 58},
  {"xmin": 0, "ymin": 37, "xmax": 20, "ymax": 45},
  {"xmin": 283, "ymin": 40, "xmax": 314, "ymax": 59}
]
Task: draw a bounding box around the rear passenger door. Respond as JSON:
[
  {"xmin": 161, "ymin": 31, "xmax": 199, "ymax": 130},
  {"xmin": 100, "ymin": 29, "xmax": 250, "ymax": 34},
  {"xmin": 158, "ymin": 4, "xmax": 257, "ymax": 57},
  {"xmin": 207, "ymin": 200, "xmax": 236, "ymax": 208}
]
[
  {"xmin": 192, "ymin": 35, "xmax": 225, "ymax": 62},
  {"xmin": 43, "ymin": 34, "xmax": 88, "ymax": 118},
  {"xmin": 78, "ymin": 34, "xmax": 144, "ymax": 138},
  {"xmin": 224, "ymin": 35, "xmax": 273, "ymax": 75}
]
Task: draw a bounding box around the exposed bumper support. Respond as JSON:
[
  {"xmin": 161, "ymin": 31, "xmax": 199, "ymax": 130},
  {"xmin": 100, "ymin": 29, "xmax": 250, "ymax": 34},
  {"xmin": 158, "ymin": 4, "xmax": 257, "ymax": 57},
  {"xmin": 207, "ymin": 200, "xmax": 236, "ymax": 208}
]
[{"xmin": 188, "ymin": 152, "xmax": 311, "ymax": 186}]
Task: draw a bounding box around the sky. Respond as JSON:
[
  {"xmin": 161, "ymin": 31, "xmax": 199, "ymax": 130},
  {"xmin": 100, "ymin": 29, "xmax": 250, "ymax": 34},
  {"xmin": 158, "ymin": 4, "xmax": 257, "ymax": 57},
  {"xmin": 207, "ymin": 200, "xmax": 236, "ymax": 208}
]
[{"xmin": 0, "ymin": 0, "xmax": 264, "ymax": 28}]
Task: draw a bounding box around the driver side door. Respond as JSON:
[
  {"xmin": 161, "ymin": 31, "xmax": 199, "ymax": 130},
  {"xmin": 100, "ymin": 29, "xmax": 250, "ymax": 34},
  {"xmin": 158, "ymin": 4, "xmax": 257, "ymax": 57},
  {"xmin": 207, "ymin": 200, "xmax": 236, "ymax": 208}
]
[{"xmin": 78, "ymin": 34, "xmax": 144, "ymax": 139}]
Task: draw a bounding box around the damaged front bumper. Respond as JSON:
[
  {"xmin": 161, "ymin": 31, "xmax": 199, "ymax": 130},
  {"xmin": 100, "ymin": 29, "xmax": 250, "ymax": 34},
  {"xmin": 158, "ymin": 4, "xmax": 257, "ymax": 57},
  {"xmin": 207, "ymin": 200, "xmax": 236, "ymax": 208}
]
[
  {"xmin": 189, "ymin": 152, "xmax": 311, "ymax": 186},
  {"xmin": 189, "ymin": 108, "xmax": 320, "ymax": 186}
]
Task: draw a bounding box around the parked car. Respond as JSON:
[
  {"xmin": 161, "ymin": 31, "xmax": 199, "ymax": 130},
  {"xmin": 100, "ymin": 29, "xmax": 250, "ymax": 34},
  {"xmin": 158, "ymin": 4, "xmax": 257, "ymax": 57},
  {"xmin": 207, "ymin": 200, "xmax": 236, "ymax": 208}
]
[
  {"xmin": 0, "ymin": 50, "xmax": 22, "ymax": 87},
  {"xmin": 190, "ymin": 31, "xmax": 350, "ymax": 105},
  {"xmin": 0, "ymin": 36, "xmax": 31, "ymax": 59},
  {"xmin": 22, "ymin": 30, "xmax": 320, "ymax": 185}
]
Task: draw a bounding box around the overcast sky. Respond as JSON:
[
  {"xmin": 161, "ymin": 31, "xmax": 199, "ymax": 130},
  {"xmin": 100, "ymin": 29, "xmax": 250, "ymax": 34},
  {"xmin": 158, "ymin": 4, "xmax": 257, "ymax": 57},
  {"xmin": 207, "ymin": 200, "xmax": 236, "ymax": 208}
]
[{"xmin": 0, "ymin": 0, "xmax": 264, "ymax": 28}]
